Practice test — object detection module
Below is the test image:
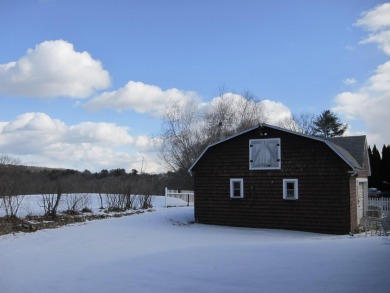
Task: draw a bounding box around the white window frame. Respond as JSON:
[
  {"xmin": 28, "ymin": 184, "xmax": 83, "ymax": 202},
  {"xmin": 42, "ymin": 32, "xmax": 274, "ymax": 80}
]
[
  {"xmin": 230, "ymin": 178, "xmax": 244, "ymax": 199},
  {"xmin": 249, "ymin": 138, "xmax": 281, "ymax": 170},
  {"xmin": 283, "ymin": 179, "xmax": 299, "ymax": 200}
]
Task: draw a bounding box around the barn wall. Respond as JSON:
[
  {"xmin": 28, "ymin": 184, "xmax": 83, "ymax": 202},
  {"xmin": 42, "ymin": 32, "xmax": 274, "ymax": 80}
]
[{"xmin": 192, "ymin": 127, "xmax": 352, "ymax": 234}]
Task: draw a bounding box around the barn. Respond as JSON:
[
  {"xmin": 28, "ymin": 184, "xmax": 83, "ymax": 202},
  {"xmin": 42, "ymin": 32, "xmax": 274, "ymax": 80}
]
[{"xmin": 188, "ymin": 124, "xmax": 370, "ymax": 234}]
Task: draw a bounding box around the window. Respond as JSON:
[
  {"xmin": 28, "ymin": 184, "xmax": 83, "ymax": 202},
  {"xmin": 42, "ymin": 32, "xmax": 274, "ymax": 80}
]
[
  {"xmin": 249, "ymin": 138, "xmax": 281, "ymax": 170},
  {"xmin": 283, "ymin": 179, "xmax": 299, "ymax": 200},
  {"xmin": 230, "ymin": 178, "xmax": 244, "ymax": 198}
]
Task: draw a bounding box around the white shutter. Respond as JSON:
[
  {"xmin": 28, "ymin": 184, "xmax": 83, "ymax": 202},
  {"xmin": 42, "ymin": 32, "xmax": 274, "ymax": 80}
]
[{"xmin": 249, "ymin": 138, "xmax": 280, "ymax": 170}]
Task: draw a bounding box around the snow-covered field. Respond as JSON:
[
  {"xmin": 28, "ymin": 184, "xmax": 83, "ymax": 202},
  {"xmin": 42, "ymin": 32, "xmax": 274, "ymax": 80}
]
[{"xmin": 1, "ymin": 195, "xmax": 389, "ymax": 293}]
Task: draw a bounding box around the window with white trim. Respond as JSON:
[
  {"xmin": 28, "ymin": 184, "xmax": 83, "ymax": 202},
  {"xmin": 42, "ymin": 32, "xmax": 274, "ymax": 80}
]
[
  {"xmin": 230, "ymin": 178, "xmax": 244, "ymax": 198},
  {"xmin": 283, "ymin": 179, "xmax": 299, "ymax": 200},
  {"xmin": 249, "ymin": 138, "xmax": 281, "ymax": 170}
]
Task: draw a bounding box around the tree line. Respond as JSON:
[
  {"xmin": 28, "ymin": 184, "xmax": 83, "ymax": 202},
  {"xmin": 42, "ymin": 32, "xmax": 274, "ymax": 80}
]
[
  {"xmin": 368, "ymin": 145, "xmax": 390, "ymax": 191},
  {"xmin": 0, "ymin": 155, "xmax": 191, "ymax": 197}
]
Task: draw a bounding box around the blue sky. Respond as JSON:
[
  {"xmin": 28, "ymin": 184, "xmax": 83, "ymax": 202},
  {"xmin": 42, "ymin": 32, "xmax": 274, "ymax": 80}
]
[{"xmin": 1, "ymin": 0, "xmax": 389, "ymax": 173}]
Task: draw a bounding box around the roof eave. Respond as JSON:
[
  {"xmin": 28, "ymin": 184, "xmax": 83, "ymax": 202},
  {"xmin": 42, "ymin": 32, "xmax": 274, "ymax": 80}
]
[{"xmin": 323, "ymin": 140, "xmax": 361, "ymax": 172}]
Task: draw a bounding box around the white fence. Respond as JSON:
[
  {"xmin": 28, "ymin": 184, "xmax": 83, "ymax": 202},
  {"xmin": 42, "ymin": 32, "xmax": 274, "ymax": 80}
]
[
  {"xmin": 164, "ymin": 188, "xmax": 194, "ymax": 208},
  {"xmin": 368, "ymin": 197, "xmax": 390, "ymax": 216}
]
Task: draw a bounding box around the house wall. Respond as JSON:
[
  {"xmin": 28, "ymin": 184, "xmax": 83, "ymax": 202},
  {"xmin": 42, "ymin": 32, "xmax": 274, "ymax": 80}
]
[
  {"xmin": 349, "ymin": 161, "xmax": 370, "ymax": 232},
  {"xmin": 192, "ymin": 127, "xmax": 352, "ymax": 234}
]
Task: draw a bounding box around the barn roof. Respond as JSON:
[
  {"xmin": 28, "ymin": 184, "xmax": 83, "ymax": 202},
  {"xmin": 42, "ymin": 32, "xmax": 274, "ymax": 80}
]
[
  {"xmin": 188, "ymin": 123, "xmax": 368, "ymax": 174},
  {"xmin": 327, "ymin": 135, "xmax": 371, "ymax": 176},
  {"xmin": 327, "ymin": 136, "xmax": 367, "ymax": 167}
]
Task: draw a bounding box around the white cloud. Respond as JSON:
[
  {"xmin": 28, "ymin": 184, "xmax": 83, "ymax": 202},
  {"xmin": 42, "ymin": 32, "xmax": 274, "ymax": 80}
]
[
  {"xmin": 0, "ymin": 113, "xmax": 66, "ymax": 153},
  {"xmin": 334, "ymin": 3, "xmax": 390, "ymax": 147},
  {"xmin": 260, "ymin": 100, "xmax": 292, "ymax": 125},
  {"xmin": 356, "ymin": 3, "xmax": 390, "ymax": 56},
  {"xmin": 203, "ymin": 94, "xmax": 292, "ymax": 126},
  {"xmin": 334, "ymin": 61, "xmax": 390, "ymax": 145},
  {"xmin": 135, "ymin": 135, "xmax": 153, "ymax": 148},
  {"xmin": 0, "ymin": 40, "xmax": 110, "ymax": 98},
  {"xmin": 355, "ymin": 3, "xmax": 390, "ymax": 31},
  {"xmin": 360, "ymin": 30, "xmax": 390, "ymax": 55},
  {"xmin": 201, "ymin": 92, "xmax": 254, "ymax": 115},
  {"xmin": 343, "ymin": 78, "xmax": 357, "ymax": 85},
  {"xmin": 0, "ymin": 112, "xmax": 163, "ymax": 173},
  {"xmin": 67, "ymin": 122, "xmax": 134, "ymax": 146},
  {"xmin": 42, "ymin": 143, "xmax": 145, "ymax": 172},
  {"xmin": 85, "ymin": 81, "xmax": 199, "ymax": 117},
  {"xmin": 334, "ymin": 92, "xmax": 390, "ymax": 147},
  {"xmin": 334, "ymin": 1, "xmax": 390, "ymax": 148}
]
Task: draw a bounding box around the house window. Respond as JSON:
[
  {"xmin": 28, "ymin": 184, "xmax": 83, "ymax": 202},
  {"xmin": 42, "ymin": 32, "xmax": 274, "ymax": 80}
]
[
  {"xmin": 230, "ymin": 178, "xmax": 244, "ymax": 198},
  {"xmin": 283, "ymin": 179, "xmax": 299, "ymax": 200},
  {"xmin": 249, "ymin": 138, "xmax": 281, "ymax": 170}
]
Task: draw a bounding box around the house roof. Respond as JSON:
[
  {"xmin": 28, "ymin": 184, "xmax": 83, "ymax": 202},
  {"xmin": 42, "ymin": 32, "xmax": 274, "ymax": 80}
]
[
  {"xmin": 188, "ymin": 123, "xmax": 368, "ymax": 174},
  {"xmin": 327, "ymin": 136, "xmax": 371, "ymax": 176},
  {"xmin": 327, "ymin": 136, "xmax": 366, "ymax": 167}
]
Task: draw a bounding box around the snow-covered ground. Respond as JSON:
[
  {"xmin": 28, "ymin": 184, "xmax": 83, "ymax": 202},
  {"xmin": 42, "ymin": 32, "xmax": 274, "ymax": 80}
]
[{"xmin": 1, "ymin": 195, "xmax": 389, "ymax": 293}]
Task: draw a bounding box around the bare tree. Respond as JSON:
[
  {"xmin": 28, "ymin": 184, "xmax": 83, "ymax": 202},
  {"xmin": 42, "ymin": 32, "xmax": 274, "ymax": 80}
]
[
  {"xmin": 278, "ymin": 112, "xmax": 316, "ymax": 135},
  {"xmin": 0, "ymin": 189, "xmax": 24, "ymax": 219},
  {"xmin": 160, "ymin": 91, "xmax": 266, "ymax": 172},
  {"xmin": 40, "ymin": 181, "xmax": 64, "ymax": 219},
  {"xmin": 92, "ymin": 178, "xmax": 105, "ymax": 209},
  {"xmin": 104, "ymin": 192, "xmax": 123, "ymax": 211},
  {"xmin": 62, "ymin": 193, "xmax": 91, "ymax": 214},
  {"xmin": 101, "ymin": 177, "xmax": 134, "ymax": 211},
  {"xmin": 203, "ymin": 91, "xmax": 265, "ymax": 139},
  {"xmin": 0, "ymin": 155, "xmax": 21, "ymax": 166},
  {"xmin": 136, "ymin": 174, "xmax": 156, "ymax": 209},
  {"xmin": 121, "ymin": 182, "xmax": 136, "ymax": 210},
  {"xmin": 160, "ymin": 99, "xmax": 206, "ymax": 172},
  {"xmin": 0, "ymin": 155, "xmax": 24, "ymax": 219}
]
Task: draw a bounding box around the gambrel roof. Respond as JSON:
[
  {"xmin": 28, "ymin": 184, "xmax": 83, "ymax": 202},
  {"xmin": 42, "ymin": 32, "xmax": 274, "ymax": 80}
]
[
  {"xmin": 328, "ymin": 136, "xmax": 367, "ymax": 167},
  {"xmin": 189, "ymin": 123, "xmax": 369, "ymax": 175}
]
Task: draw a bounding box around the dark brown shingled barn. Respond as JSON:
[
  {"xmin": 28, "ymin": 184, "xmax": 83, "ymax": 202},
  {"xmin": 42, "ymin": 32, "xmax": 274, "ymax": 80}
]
[{"xmin": 188, "ymin": 124, "xmax": 371, "ymax": 234}]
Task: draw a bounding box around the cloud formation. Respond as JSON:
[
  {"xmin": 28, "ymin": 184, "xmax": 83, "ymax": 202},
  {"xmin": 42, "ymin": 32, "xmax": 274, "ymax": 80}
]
[
  {"xmin": 355, "ymin": 3, "xmax": 390, "ymax": 31},
  {"xmin": 334, "ymin": 3, "xmax": 390, "ymax": 147},
  {"xmin": 0, "ymin": 113, "xmax": 161, "ymax": 172},
  {"xmin": 0, "ymin": 40, "xmax": 110, "ymax": 98},
  {"xmin": 260, "ymin": 100, "xmax": 292, "ymax": 125},
  {"xmin": 85, "ymin": 81, "xmax": 199, "ymax": 117}
]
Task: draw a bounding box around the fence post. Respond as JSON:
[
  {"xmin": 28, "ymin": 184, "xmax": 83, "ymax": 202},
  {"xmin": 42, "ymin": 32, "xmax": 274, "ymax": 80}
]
[{"xmin": 383, "ymin": 197, "xmax": 386, "ymax": 214}]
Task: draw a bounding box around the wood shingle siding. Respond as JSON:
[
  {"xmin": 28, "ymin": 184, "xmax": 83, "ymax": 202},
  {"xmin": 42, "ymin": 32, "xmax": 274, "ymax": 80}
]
[{"xmin": 190, "ymin": 125, "xmax": 369, "ymax": 235}]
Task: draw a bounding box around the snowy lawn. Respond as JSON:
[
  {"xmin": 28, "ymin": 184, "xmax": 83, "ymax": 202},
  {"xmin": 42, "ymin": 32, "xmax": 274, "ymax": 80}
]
[{"xmin": 1, "ymin": 196, "xmax": 390, "ymax": 293}]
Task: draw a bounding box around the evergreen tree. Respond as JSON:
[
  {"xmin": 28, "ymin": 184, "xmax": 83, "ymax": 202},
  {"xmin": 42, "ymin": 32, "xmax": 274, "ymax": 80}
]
[
  {"xmin": 312, "ymin": 110, "xmax": 348, "ymax": 138},
  {"xmin": 369, "ymin": 145, "xmax": 382, "ymax": 188},
  {"xmin": 382, "ymin": 145, "xmax": 390, "ymax": 191}
]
